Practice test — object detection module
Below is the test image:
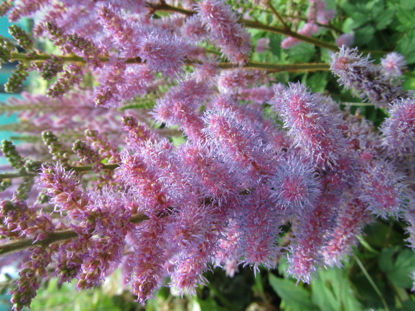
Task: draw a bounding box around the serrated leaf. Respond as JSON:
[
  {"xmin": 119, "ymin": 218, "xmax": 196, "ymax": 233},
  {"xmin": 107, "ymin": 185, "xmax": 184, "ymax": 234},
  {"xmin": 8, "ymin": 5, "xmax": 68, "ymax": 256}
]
[
  {"xmin": 375, "ymin": 10, "xmax": 395, "ymax": 30},
  {"xmin": 400, "ymin": 0, "xmax": 415, "ymax": 10},
  {"xmin": 354, "ymin": 26, "xmax": 375, "ymax": 46},
  {"xmin": 286, "ymin": 43, "xmax": 315, "ymax": 63},
  {"xmin": 397, "ymin": 31, "xmax": 415, "ymax": 64},
  {"xmin": 379, "ymin": 247, "xmax": 415, "ymax": 288},
  {"xmin": 306, "ymin": 72, "xmax": 328, "ymax": 93},
  {"xmin": 395, "ymin": 9, "xmax": 415, "ymax": 32},
  {"xmin": 269, "ymin": 33, "xmax": 282, "ymax": 57},
  {"xmin": 269, "ymin": 273, "xmax": 317, "ymax": 311},
  {"xmin": 342, "ymin": 18, "xmax": 356, "ymax": 33},
  {"xmin": 311, "ymin": 268, "xmax": 363, "ymax": 311}
]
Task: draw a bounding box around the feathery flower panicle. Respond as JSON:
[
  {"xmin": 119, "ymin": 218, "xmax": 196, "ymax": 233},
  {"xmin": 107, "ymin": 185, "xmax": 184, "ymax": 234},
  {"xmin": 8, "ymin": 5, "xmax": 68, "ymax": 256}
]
[
  {"xmin": 255, "ymin": 37, "xmax": 270, "ymax": 53},
  {"xmin": 85, "ymin": 129, "xmax": 120, "ymax": 163},
  {"xmin": 240, "ymin": 186, "xmax": 281, "ymax": 272},
  {"xmin": 203, "ymin": 107, "xmax": 275, "ymax": 181},
  {"xmin": 76, "ymin": 190, "xmax": 131, "ymax": 288},
  {"xmin": 192, "ymin": 61, "xmax": 219, "ymax": 83},
  {"xmin": 209, "ymin": 95, "xmax": 276, "ymax": 145},
  {"xmin": 169, "ymin": 204, "xmax": 220, "ymax": 296},
  {"xmin": 97, "ymin": 5, "xmax": 140, "ymax": 57},
  {"xmin": 282, "ymin": 0, "xmax": 334, "ymax": 49},
  {"xmin": 322, "ymin": 195, "xmax": 368, "ymax": 267},
  {"xmin": 381, "ymin": 52, "xmax": 406, "ymax": 78},
  {"xmin": 198, "ymin": 0, "xmax": 251, "ymax": 63},
  {"xmin": 181, "ymin": 15, "xmax": 208, "ymax": 41},
  {"xmin": 271, "ymin": 83, "xmax": 345, "ymax": 167},
  {"xmin": 47, "ymin": 64, "xmax": 83, "ymax": 98},
  {"xmin": 10, "ymin": 247, "xmax": 52, "ymax": 311},
  {"xmin": 178, "ymin": 142, "xmax": 241, "ymax": 201},
  {"xmin": 381, "ymin": 98, "xmax": 415, "ymax": 157},
  {"xmin": 122, "ymin": 116, "xmax": 157, "ymax": 148},
  {"xmin": 135, "ymin": 139, "xmax": 191, "ymax": 206},
  {"xmin": 8, "ymin": 0, "xmax": 50, "ymax": 22},
  {"xmin": 117, "ymin": 152, "xmax": 171, "ymax": 214},
  {"xmin": 359, "ymin": 159, "xmax": 407, "ymax": 218},
  {"xmin": 123, "ymin": 216, "xmax": 169, "ymax": 303},
  {"xmin": 405, "ymin": 202, "xmax": 415, "ymax": 249},
  {"xmin": 0, "ymin": 200, "xmax": 54, "ymax": 242},
  {"xmin": 93, "ymin": 60, "xmax": 126, "ymax": 107},
  {"xmin": 330, "ymin": 47, "xmax": 406, "ymax": 107},
  {"xmin": 270, "ymin": 154, "xmax": 321, "ymax": 212},
  {"xmin": 218, "ymin": 69, "xmax": 267, "ymax": 94},
  {"xmin": 287, "ymin": 194, "xmax": 336, "ymax": 283},
  {"xmin": 336, "ymin": 33, "xmax": 354, "ymax": 47},
  {"xmin": 152, "ymin": 79, "xmax": 211, "ymax": 141},
  {"xmin": 139, "ymin": 29, "xmax": 187, "ymax": 77},
  {"xmin": 239, "ymin": 86, "xmax": 275, "ymax": 104},
  {"xmin": 38, "ymin": 163, "xmax": 88, "ymax": 214},
  {"xmin": 308, "ymin": 0, "xmax": 335, "ymax": 24},
  {"xmin": 214, "ymin": 218, "xmax": 241, "ymax": 277}
]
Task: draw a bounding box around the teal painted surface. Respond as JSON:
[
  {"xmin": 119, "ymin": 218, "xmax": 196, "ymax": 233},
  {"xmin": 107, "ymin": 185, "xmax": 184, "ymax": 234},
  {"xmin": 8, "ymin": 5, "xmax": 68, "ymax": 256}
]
[
  {"xmin": 0, "ymin": 93, "xmax": 19, "ymax": 165},
  {"xmin": 0, "ymin": 16, "xmax": 28, "ymax": 164}
]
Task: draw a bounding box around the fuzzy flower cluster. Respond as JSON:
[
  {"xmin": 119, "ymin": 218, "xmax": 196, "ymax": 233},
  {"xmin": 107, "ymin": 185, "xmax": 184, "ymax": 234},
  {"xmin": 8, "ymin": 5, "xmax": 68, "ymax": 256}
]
[
  {"xmin": 330, "ymin": 47, "xmax": 407, "ymax": 108},
  {"xmin": 3, "ymin": 74, "xmax": 415, "ymax": 309},
  {"xmin": 282, "ymin": 0, "xmax": 335, "ymax": 49},
  {"xmin": 0, "ymin": 1, "xmax": 415, "ymax": 311}
]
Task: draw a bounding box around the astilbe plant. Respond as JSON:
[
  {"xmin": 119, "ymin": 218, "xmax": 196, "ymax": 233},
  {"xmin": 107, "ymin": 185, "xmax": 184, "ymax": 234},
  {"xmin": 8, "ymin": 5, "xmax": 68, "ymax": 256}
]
[{"xmin": 0, "ymin": 0, "xmax": 414, "ymax": 310}]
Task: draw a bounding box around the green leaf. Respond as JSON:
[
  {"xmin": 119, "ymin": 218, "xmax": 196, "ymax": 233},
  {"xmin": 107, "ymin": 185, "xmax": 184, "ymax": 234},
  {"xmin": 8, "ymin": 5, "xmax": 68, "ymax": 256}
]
[
  {"xmin": 375, "ymin": 10, "xmax": 395, "ymax": 30},
  {"xmin": 342, "ymin": 18, "xmax": 356, "ymax": 33},
  {"xmin": 286, "ymin": 43, "xmax": 315, "ymax": 63},
  {"xmin": 394, "ymin": 8, "xmax": 415, "ymax": 32},
  {"xmin": 342, "ymin": 3, "xmax": 370, "ymax": 28},
  {"xmin": 268, "ymin": 273, "xmax": 317, "ymax": 311},
  {"xmin": 269, "ymin": 33, "xmax": 282, "ymax": 58},
  {"xmin": 311, "ymin": 268, "xmax": 362, "ymax": 311},
  {"xmin": 379, "ymin": 247, "xmax": 415, "ymax": 289},
  {"xmin": 305, "ymin": 72, "xmax": 328, "ymax": 93},
  {"xmin": 190, "ymin": 297, "xmax": 228, "ymax": 311},
  {"xmin": 397, "ymin": 31, "xmax": 415, "ymax": 64},
  {"xmin": 354, "ymin": 26, "xmax": 375, "ymax": 46}
]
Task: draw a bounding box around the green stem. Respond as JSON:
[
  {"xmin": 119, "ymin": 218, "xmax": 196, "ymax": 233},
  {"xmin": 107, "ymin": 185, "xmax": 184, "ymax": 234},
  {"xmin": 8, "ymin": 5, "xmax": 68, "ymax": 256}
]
[
  {"xmin": 0, "ymin": 163, "xmax": 119, "ymax": 179},
  {"xmin": 207, "ymin": 283, "xmax": 236, "ymax": 311},
  {"xmin": 267, "ymin": 0, "xmax": 290, "ymax": 30},
  {"xmin": 354, "ymin": 255, "xmax": 390, "ymax": 311},
  {"xmin": 149, "ymin": 2, "xmax": 339, "ymax": 51},
  {"xmin": 0, "ymin": 213, "xmax": 148, "ymax": 256},
  {"xmin": 10, "ymin": 52, "xmax": 330, "ymax": 72},
  {"xmin": 218, "ymin": 61, "xmax": 330, "ymax": 72}
]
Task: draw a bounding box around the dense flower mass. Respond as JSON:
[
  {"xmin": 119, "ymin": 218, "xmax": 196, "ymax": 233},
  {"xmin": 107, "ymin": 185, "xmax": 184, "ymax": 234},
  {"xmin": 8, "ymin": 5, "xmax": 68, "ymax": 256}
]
[{"xmin": 0, "ymin": 1, "xmax": 414, "ymax": 310}]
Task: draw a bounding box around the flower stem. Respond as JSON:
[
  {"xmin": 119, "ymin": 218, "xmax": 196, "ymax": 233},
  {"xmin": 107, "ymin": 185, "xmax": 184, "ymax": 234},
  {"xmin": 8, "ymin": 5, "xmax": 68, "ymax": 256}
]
[
  {"xmin": 0, "ymin": 213, "xmax": 148, "ymax": 256},
  {"xmin": 10, "ymin": 52, "xmax": 330, "ymax": 73},
  {"xmin": 148, "ymin": 1, "xmax": 339, "ymax": 51},
  {"xmin": 267, "ymin": 0, "xmax": 290, "ymax": 30},
  {"xmin": 354, "ymin": 254, "xmax": 390, "ymax": 311},
  {"xmin": 0, "ymin": 164, "xmax": 119, "ymax": 179}
]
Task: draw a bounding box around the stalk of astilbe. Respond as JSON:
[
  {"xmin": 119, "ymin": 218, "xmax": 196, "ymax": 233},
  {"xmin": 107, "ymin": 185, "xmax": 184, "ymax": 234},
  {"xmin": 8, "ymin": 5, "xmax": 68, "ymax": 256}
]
[
  {"xmin": 381, "ymin": 98, "xmax": 415, "ymax": 158},
  {"xmin": 270, "ymin": 153, "xmax": 321, "ymax": 213},
  {"xmin": 153, "ymin": 78, "xmax": 212, "ymax": 141},
  {"xmin": 198, "ymin": 0, "xmax": 251, "ymax": 63},
  {"xmin": 359, "ymin": 159, "xmax": 407, "ymax": 218},
  {"xmin": 271, "ymin": 83, "xmax": 346, "ymax": 168},
  {"xmin": 381, "ymin": 52, "xmax": 406, "ymax": 78},
  {"xmin": 330, "ymin": 47, "xmax": 407, "ymax": 108},
  {"xmin": 321, "ymin": 194, "xmax": 369, "ymax": 268}
]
